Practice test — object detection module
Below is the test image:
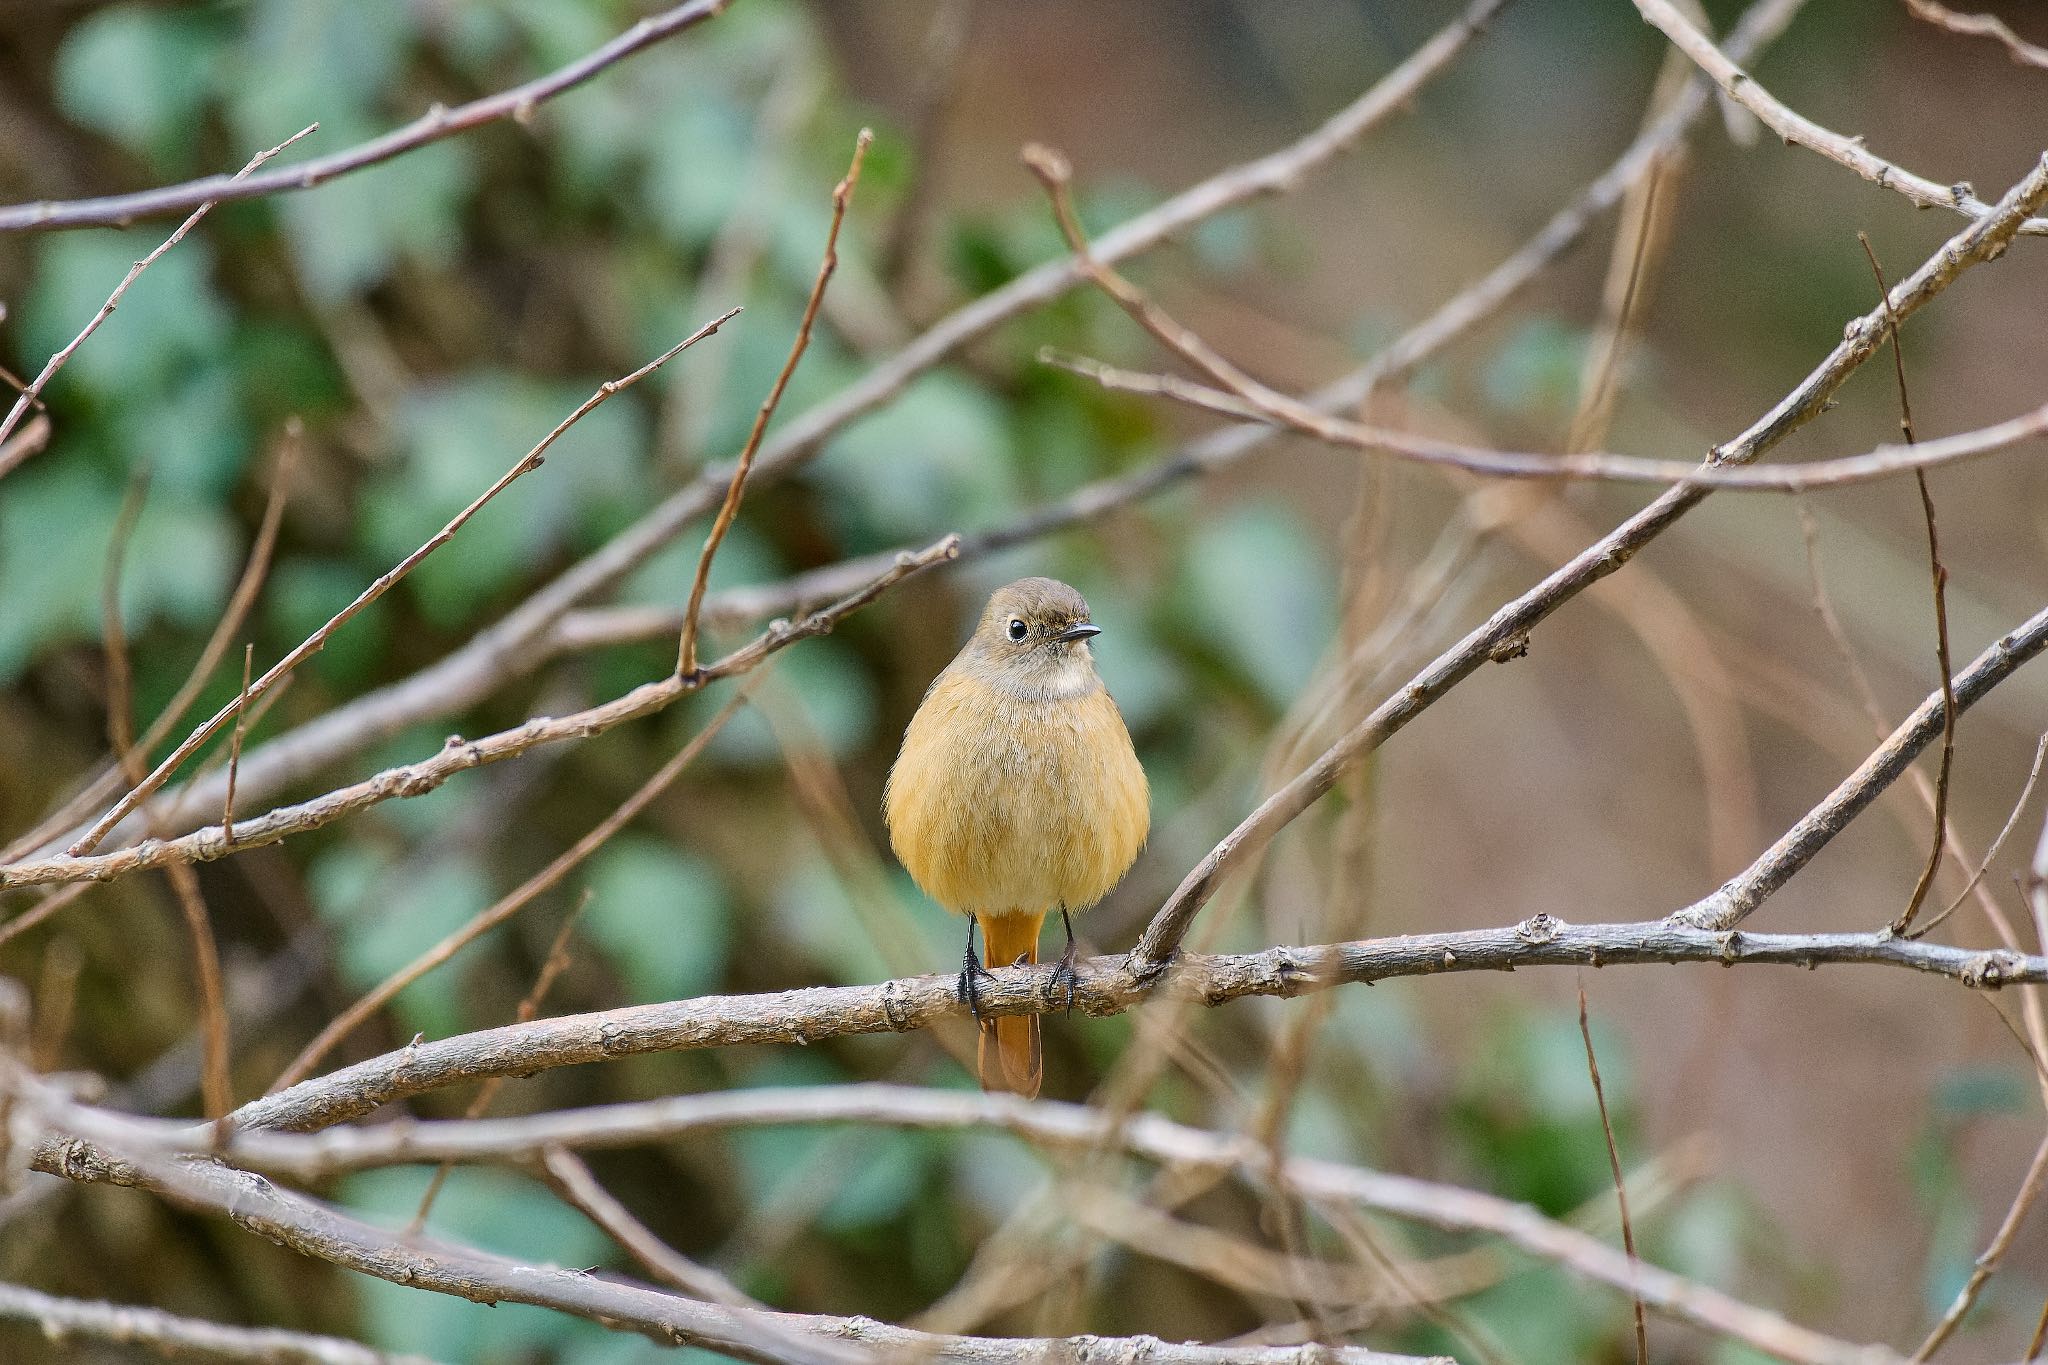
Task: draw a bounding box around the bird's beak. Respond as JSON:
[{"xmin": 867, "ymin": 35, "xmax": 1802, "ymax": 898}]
[{"xmin": 1055, "ymin": 623, "xmax": 1102, "ymax": 642}]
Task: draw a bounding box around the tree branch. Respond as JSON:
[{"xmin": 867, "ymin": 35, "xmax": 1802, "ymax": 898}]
[
  {"xmin": 1127, "ymin": 149, "xmax": 2048, "ymax": 969},
  {"xmin": 29, "ymin": 1084, "xmax": 1892, "ymax": 1365},
  {"xmin": 0, "ymin": 1, "xmax": 731, "ymax": 232},
  {"xmin": 0, "ymin": 538, "xmax": 956, "ymax": 895},
  {"xmin": 1630, "ymin": 0, "xmax": 2048, "ymax": 234},
  {"xmin": 0, "ymin": 1281, "xmax": 430, "ymax": 1365},
  {"xmin": 22, "ymin": 0, "xmax": 1513, "ymax": 863}
]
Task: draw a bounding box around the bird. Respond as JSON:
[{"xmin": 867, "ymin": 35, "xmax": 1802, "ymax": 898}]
[{"xmin": 884, "ymin": 577, "xmax": 1149, "ymax": 1098}]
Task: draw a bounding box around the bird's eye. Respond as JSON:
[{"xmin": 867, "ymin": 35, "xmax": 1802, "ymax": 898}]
[{"xmin": 1006, "ymin": 618, "xmax": 1027, "ymax": 641}]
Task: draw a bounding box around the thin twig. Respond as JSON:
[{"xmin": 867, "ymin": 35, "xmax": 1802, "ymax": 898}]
[
  {"xmin": 409, "ymin": 894, "xmax": 589, "ymax": 1231},
  {"xmin": 269, "ymin": 684, "xmax": 757, "ymax": 1092},
  {"xmin": 1630, "ymin": 0, "xmax": 2048, "ymax": 234},
  {"xmin": 1904, "ymin": 0, "xmax": 2048, "ymax": 70},
  {"xmin": 1855, "ymin": 233, "xmax": 1956, "ymax": 937},
  {"xmin": 0, "ymin": 126, "xmax": 319, "ymax": 455},
  {"xmin": 0, "ymin": 413, "xmax": 51, "ymax": 481},
  {"xmin": 539, "ymin": 1147, "xmax": 765, "ymax": 1309},
  {"xmin": 64, "ymin": 309, "xmax": 740, "ymax": 860},
  {"xmin": 1579, "ymin": 985, "xmax": 1648, "ymax": 1365},
  {"xmin": 1131, "ymin": 154, "xmax": 2048, "ymax": 969},
  {"xmin": 0, "ymin": 3, "xmax": 731, "ymax": 232},
  {"xmin": 1678, "ymin": 600, "xmax": 2048, "ymax": 930},
  {"xmin": 1, "ymin": 537, "xmax": 954, "ymax": 892},
  {"xmin": 678, "ymin": 131, "xmax": 871, "ymax": 676},
  {"xmin": 99, "ymin": 469, "xmax": 153, "ymax": 777},
  {"xmin": 161, "ymin": 861, "xmax": 233, "ymax": 1124},
  {"xmin": 1926, "ymin": 734, "xmax": 2048, "ymax": 934},
  {"xmin": 0, "ymin": 1281, "xmax": 432, "ymax": 1365},
  {"xmin": 1051, "ymin": 349, "xmax": 2048, "ymax": 492},
  {"xmin": 3, "ymin": 423, "xmax": 301, "ymax": 863},
  {"xmin": 223, "ymin": 643, "xmax": 255, "ymax": 848},
  {"xmin": 1912, "ymin": 1132, "xmax": 2048, "ymax": 1358}
]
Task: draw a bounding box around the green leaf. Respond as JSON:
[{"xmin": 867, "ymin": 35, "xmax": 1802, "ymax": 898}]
[
  {"xmin": 1179, "ymin": 503, "xmax": 1335, "ymax": 706},
  {"xmin": 343, "ymin": 1167, "xmax": 614, "ymax": 1363},
  {"xmin": 54, "ymin": 6, "xmax": 227, "ymax": 167},
  {"xmin": 816, "ymin": 373, "xmax": 1018, "ymax": 543},
  {"xmin": 23, "ymin": 230, "xmax": 231, "ymax": 399},
  {"xmin": 308, "ymin": 848, "xmax": 494, "ymax": 1038},
  {"xmin": 276, "ymin": 133, "xmax": 475, "ymax": 301},
  {"xmin": 584, "ymin": 835, "xmax": 732, "ymax": 1001},
  {"xmin": 363, "ymin": 371, "xmax": 645, "ymax": 627}
]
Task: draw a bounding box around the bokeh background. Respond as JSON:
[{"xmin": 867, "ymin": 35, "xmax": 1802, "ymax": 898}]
[{"xmin": 3, "ymin": 0, "xmax": 2048, "ymax": 1360}]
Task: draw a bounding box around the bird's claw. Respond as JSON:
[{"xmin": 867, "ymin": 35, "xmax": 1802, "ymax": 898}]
[
  {"xmin": 957, "ymin": 939, "xmax": 998, "ymax": 1022},
  {"xmin": 1047, "ymin": 948, "xmax": 1081, "ymax": 1015}
]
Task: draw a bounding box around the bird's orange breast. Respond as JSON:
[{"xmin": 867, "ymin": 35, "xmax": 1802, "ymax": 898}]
[{"xmin": 884, "ymin": 669, "xmax": 1149, "ymax": 917}]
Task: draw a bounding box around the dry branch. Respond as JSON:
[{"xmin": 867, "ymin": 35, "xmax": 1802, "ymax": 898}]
[
  {"xmin": 63, "ymin": 308, "xmax": 741, "ymax": 860},
  {"xmin": 0, "ymin": 538, "xmax": 955, "ymax": 895},
  {"xmin": 1128, "ymin": 150, "xmax": 2048, "ymax": 970},
  {"xmin": 1676, "ymin": 600, "xmax": 2048, "ymax": 930},
  {"xmin": 0, "ymin": 126, "xmax": 318, "ymax": 460},
  {"xmin": 0, "ymin": 1281, "xmax": 431, "ymax": 1365},
  {"xmin": 177, "ymin": 918, "xmax": 2048, "ymax": 1140},
  {"xmin": 31, "ymin": 0, "xmax": 1514, "ymax": 863},
  {"xmin": 30, "ymin": 1084, "xmax": 1889, "ymax": 1365},
  {"xmin": 16, "ymin": 1092, "xmax": 1436, "ymax": 1365},
  {"xmin": 0, "ymin": 2, "xmax": 730, "ymax": 232},
  {"xmin": 1631, "ymin": 0, "xmax": 2048, "ymax": 233}
]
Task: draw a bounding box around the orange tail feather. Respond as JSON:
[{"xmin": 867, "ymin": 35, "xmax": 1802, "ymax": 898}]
[{"xmin": 977, "ymin": 913, "xmax": 1045, "ymax": 1098}]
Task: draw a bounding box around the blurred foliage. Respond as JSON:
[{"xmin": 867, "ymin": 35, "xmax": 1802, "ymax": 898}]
[{"xmin": 1, "ymin": 0, "xmax": 2038, "ymax": 1361}]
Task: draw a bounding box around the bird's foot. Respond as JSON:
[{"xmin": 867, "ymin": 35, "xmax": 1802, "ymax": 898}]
[
  {"xmin": 1046, "ymin": 904, "xmax": 1081, "ymax": 1014},
  {"xmin": 957, "ymin": 921, "xmax": 998, "ymax": 1023}
]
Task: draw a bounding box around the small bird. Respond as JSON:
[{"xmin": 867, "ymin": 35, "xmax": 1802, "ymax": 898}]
[{"xmin": 884, "ymin": 577, "xmax": 1149, "ymax": 1098}]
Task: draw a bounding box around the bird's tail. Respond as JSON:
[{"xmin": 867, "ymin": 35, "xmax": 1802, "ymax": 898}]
[{"xmin": 977, "ymin": 912, "xmax": 1044, "ymax": 1099}]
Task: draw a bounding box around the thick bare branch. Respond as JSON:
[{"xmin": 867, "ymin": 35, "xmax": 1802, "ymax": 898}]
[{"xmin": 189, "ymin": 917, "xmax": 2048, "ymax": 1139}]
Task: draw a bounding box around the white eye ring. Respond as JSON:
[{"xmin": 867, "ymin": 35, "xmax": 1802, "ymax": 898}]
[{"xmin": 1006, "ymin": 618, "xmax": 1027, "ymax": 641}]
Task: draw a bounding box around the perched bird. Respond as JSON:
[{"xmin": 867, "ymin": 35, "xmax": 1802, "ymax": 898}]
[{"xmin": 884, "ymin": 577, "xmax": 1149, "ymax": 1097}]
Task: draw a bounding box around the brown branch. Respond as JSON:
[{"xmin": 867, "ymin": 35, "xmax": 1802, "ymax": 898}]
[
  {"xmin": 678, "ymin": 130, "xmax": 871, "ymax": 676},
  {"xmin": 1903, "ymin": 0, "xmax": 2048, "ymax": 70},
  {"xmin": 222, "ymin": 644, "xmax": 255, "ymax": 848},
  {"xmin": 0, "ymin": 537, "xmax": 954, "ymax": 894},
  {"xmin": 62, "ymin": 309, "xmax": 741, "ymax": 861},
  {"xmin": 1630, "ymin": 0, "xmax": 2048, "ymax": 233},
  {"xmin": 1579, "ymin": 986, "xmax": 1647, "ymax": 1365},
  {"xmin": 1929, "ymin": 733, "xmax": 2048, "ymax": 932},
  {"xmin": 538, "ymin": 1146, "xmax": 760, "ymax": 1308},
  {"xmin": 1128, "ymin": 151, "xmax": 2048, "ymax": 970},
  {"xmin": 0, "ymin": 1280, "xmax": 431, "ymax": 1365},
  {"xmin": 0, "ymin": 413, "xmax": 51, "ymax": 482},
  {"xmin": 0, "ymin": 2, "xmax": 731, "ymax": 232},
  {"xmin": 99, "ymin": 469, "xmax": 152, "ymax": 772},
  {"xmin": 162, "ymin": 862, "xmax": 234, "ymax": 1123},
  {"xmin": 410, "ymin": 894, "xmax": 588, "ymax": 1231},
  {"xmin": 28, "ymin": 0, "xmax": 1512, "ymax": 867},
  {"xmin": 1855, "ymin": 233, "xmax": 1957, "ymax": 937},
  {"xmin": 44, "ymin": 1085, "xmax": 1888, "ymax": 1365},
  {"xmin": 0, "ymin": 126, "xmax": 319, "ymax": 457},
  {"xmin": 268, "ymin": 684, "xmax": 754, "ymax": 1092}
]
